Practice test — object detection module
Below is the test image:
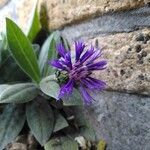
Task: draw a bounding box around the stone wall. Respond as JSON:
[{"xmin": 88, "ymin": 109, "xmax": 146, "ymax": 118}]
[
  {"xmin": 38, "ymin": 0, "xmax": 146, "ymax": 30},
  {"xmin": 1, "ymin": 0, "xmax": 150, "ymax": 149}
]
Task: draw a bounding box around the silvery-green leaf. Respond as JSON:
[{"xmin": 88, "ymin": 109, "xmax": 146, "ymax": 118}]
[
  {"xmin": 0, "ymin": 84, "xmax": 9, "ymax": 94},
  {"xmin": 64, "ymin": 107, "xmax": 96, "ymax": 141},
  {"xmin": 40, "ymin": 75, "xmax": 60, "ymax": 99},
  {"xmin": 79, "ymin": 124, "xmax": 96, "ymax": 142},
  {"xmin": 63, "ymin": 88, "xmax": 83, "ymax": 106},
  {"xmin": 53, "ymin": 111, "xmax": 68, "ymax": 132},
  {"xmin": 32, "ymin": 44, "xmax": 40, "ymax": 56},
  {"xmin": 26, "ymin": 98, "xmax": 54, "ymax": 145},
  {"xmin": 0, "ymin": 104, "xmax": 25, "ymax": 150},
  {"xmin": 38, "ymin": 32, "xmax": 58, "ymax": 76},
  {"xmin": 61, "ymin": 37, "xmax": 70, "ymax": 51},
  {"xmin": 0, "ymin": 83, "xmax": 38, "ymax": 103}
]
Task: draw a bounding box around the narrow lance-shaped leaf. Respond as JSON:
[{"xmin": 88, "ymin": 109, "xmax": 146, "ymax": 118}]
[
  {"xmin": 38, "ymin": 32, "xmax": 58, "ymax": 76},
  {"xmin": 0, "ymin": 32, "xmax": 9, "ymax": 66},
  {"xmin": 61, "ymin": 36, "xmax": 70, "ymax": 51},
  {"xmin": 6, "ymin": 18, "xmax": 41, "ymax": 83},
  {"xmin": 26, "ymin": 98, "xmax": 54, "ymax": 145},
  {"xmin": 39, "ymin": 2, "xmax": 49, "ymax": 30},
  {"xmin": 27, "ymin": 0, "xmax": 41, "ymax": 42},
  {"xmin": 0, "ymin": 104, "xmax": 26, "ymax": 150},
  {"xmin": 0, "ymin": 83, "xmax": 38, "ymax": 103}
]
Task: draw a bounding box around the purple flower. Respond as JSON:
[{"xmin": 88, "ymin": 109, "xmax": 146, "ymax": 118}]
[{"xmin": 50, "ymin": 41, "xmax": 107, "ymax": 104}]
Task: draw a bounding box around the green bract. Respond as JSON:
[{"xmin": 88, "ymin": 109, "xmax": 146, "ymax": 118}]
[{"xmin": 0, "ymin": 3, "xmax": 96, "ymax": 150}]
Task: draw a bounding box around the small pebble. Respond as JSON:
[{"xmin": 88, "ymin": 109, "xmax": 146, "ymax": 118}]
[{"xmin": 75, "ymin": 136, "xmax": 87, "ymax": 149}]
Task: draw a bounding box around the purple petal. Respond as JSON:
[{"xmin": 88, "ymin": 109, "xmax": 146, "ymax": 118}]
[
  {"xmin": 64, "ymin": 52, "xmax": 72, "ymax": 69},
  {"xmin": 80, "ymin": 45, "xmax": 95, "ymax": 63},
  {"xmin": 81, "ymin": 77, "xmax": 106, "ymax": 90},
  {"xmin": 49, "ymin": 59, "xmax": 67, "ymax": 70},
  {"xmin": 59, "ymin": 79, "xmax": 74, "ymax": 99},
  {"xmin": 87, "ymin": 60, "xmax": 107, "ymax": 71},
  {"xmin": 56, "ymin": 43, "xmax": 67, "ymax": 58},
  {"xmin": 86, "ymin": 50, "xmax": 102, "ymax": 65},
  {"xmin": 59, "ymin": 52, "xmax": 72, "ymax": 70},
  {"xmin": 79, "ymin": 85, "xmax": 94, "ymax": 105},
  {"xmin": 75, "ymin": 41, "xmax": 86, "ymax": 62}
]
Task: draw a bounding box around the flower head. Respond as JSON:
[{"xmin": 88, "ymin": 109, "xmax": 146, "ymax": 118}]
[{"xmin": 50, "ymin": 41, "xmax": 107, "ymax": 104}]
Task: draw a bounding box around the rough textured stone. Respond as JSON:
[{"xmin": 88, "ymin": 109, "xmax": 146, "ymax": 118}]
[
  {"xmin": 90, "ymin": 29, "xmax": 150, "ymax": 95},
  {"xmin": 39, "ymin": 0, "xmax": 146, "ymax": 30},
  {"xmin": 85, "ymin": 91, "xmax": 150, "ymax": 150}
]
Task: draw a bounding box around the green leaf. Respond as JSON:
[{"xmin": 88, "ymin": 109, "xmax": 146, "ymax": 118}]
[
  {"xmin": 38, "ymin": 32, "xmax": 58, "ymax": 77},
  {"xmin": 79, "ymin": 124, "xmax": 96, "ymax": 142},
  {"xmin": 73, "ymin": 107, "xmax": 86, "ymax": 127},
  {"xmin": 26, "ymin": 98, "xmax": 54, "ymax": 145},
  {"xmin": 39, "ymin": 2, "xmax": 49, "ymax": 30},
  {"xmin": 32, "ymin": 44, "xmax": 40, "ymax": 55},
  {"xmin": 63, "ymin": 89, "xmax": 83, "ymax": 106},
  {"xmin": 0, "ymin": 56, "xmax": 29, "ymax": 84},
  {"xmin": 72, "ymin": 109, "xmax": 96, "ymax": 141},
  {"xmin": 40, "ymin": 75, "xmax": 60, "ymax": 99},
  {"xmin": 53, "ymin": 111, "xmax": 68, "ymax": 132},
  {"xmin": 64, "ymin": 107, "xmax": 96, "ymax": 141},
  {"xmin": 44, "ymin": 136, "xmax": 78, "ymax": 150},
  {"xmin": 6, "ymin": 18, "xmax": 41, "ymax": 83},
  {"xmin": 0, "ymin": 32, "xmax": 9, "ymax": 65},
  {"xmin": 61, "ymin": 37, "xmax": 70, "ymax": 51},
  {"xmin": 0, "ymin": 83, "xmax": 38, "ymax": 103},
  {"xmin": 0, "ymin": 84, "xmax": 9, "ymax": 94},
  {"xmin": 27, "ymin": 1, "xmax": 41, "ymax": 42},
  {"xmin": 0, "ymin": 104, "xmax": 25, "ymax": 150}
]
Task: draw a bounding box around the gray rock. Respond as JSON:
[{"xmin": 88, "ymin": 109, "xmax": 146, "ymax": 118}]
[
  {"xmin": 61, "ymin": 6, "xmax": 150, "ymax": 42},
  {"xmin": 85, "ymin": 91, "xmax": 150, "ymax": 150}
]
